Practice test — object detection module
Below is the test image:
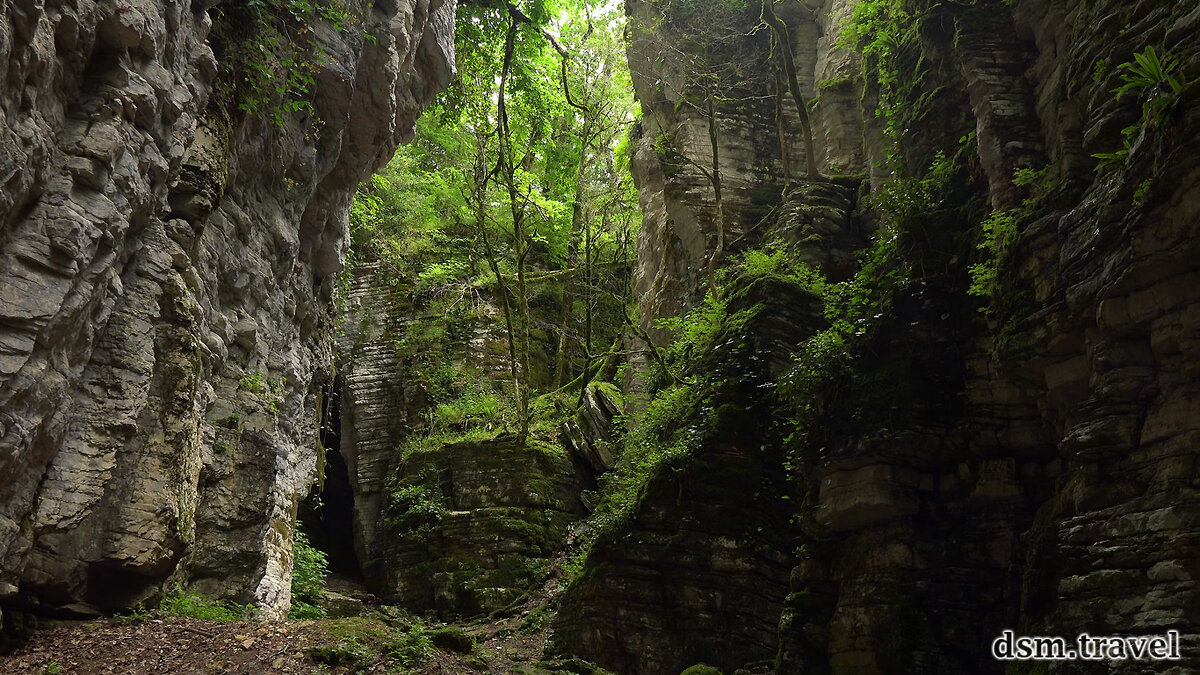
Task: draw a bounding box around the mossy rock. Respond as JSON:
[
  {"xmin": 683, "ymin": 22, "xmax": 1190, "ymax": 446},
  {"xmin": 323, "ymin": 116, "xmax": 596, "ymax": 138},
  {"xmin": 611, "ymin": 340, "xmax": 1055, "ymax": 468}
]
[
  {"xmin": 429, "ymin": 626, "xmax": 473, "ymax": 653},
  {"xmin": 680, "ymin": 665, "xmax": 723, "ymax": 675},
  {"xmin": 520, "ymin": 658, "xmax": 617, "ymax": 674}
]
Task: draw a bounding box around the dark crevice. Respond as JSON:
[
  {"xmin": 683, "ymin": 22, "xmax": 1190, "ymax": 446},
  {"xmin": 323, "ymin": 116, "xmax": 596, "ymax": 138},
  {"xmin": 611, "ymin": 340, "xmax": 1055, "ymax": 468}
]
[{"xmin": 299, "ymin": 380, "xmax": 360, "ymax": 578}]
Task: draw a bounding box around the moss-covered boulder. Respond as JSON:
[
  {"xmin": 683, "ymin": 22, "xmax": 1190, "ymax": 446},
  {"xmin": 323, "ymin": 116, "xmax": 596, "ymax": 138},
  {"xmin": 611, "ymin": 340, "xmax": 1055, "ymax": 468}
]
[{"xmin": 371, "ymin": 435, "xmax": 586, "ymax": 618}]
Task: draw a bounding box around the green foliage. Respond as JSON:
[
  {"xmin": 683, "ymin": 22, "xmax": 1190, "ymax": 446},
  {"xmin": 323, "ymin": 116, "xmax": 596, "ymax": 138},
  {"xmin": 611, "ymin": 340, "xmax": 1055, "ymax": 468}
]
[
  {"xmin": 968, "ymin": 165, "xmax": 1055, "ymax": 309},
  {"xmin": 1093, "ymin": 46, "xmax": 1187, "ymax": 170},
  {"xmin": 114, "ymin": 602, "xmax": 153, "ymax": 626},
  {"xmin": 306, "ymin": 618, "xmax": 432, "ymax": 672},
  {"xmin": 239, "ymin": 372, "xmax": 267, "ymax": 394},
  {"xmin": 519, "ymin": 604, "xmax": 554, "ymax": 634},
  {"xmin": 1132, "ymin": 178, "xmax": 1153, "ymax": 208},
  {"xmin": 239, "ymin": 371, "xmax": 284, "ymax": 414},
  {"xmin": 680, "ymin": 665, "xmax": 723, "ymax": 675},
  {"xmin": 840, "ymin": 0, "xmax": 921, "ymax": 155},
  {"xmin": 774, "ymin": 225, "xmax": 907, "ymax": 462},
  {"xmin": 215, "ymin": 0, "xmax": 364, "ymax": 129},
  {"xmin": 967, "ymin": 210, "xmax": 1019, "ymax": 303},
  {"xmin": 735, "ymin": 241, "xmax": 827, "ymax": 291},
  {"xmin": 570, "ymin": 242, "xmax": 831, "ymax": 571},
  {"xmin": 289, "ymin": 526, "xmax": 329, "ymax": 620},
  {"xmin": 434, "ymin": 388, "xmax": 507, "ymax": 432},
  {"xmin": 42, "ymin": 663, "xmax": 63, "ymax": 675},
  {"xmin": 159, "ymin": 586, "xmax": 250, "ymax": 621},
  {"xmin": 428, "ymin": 626, "xmax": 474, "ymax": 653},
  {"xmin": 384, "ymin": 481, "xmax": 448, "ymax": 537},
  {"xmin": 344, "ymin": 0, "xmax": 639, "ymax": 452},
  {"xmin": 655, "ymin": 294, "xmax": 729, "ymax": 364}
]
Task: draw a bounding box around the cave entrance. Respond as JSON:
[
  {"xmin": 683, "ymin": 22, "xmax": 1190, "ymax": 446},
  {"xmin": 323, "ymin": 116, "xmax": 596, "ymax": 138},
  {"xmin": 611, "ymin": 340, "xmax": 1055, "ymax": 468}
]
[{"xmin": 299, "ymin": 380, "xmax": 360, "ymax": 578}]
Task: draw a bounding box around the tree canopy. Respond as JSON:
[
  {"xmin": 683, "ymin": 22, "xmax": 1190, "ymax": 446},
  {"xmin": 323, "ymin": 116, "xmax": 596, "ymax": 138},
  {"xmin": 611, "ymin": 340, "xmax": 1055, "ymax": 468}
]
[{"xmin": 347, "ymin": 0, "xmax": 641, "ymax": 446}]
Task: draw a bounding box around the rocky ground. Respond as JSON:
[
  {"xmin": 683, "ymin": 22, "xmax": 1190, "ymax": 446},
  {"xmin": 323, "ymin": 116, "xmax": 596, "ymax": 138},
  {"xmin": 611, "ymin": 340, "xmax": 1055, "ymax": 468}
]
[{"xmin": 0, "ymin": 567, "xmax": 605, "ymax": 675}]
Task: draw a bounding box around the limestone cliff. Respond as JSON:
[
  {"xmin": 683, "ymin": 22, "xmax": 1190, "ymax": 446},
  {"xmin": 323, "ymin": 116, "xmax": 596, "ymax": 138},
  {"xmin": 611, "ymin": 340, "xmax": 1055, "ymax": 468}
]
[
  {"xmin": 332, "ymin": 261, "xmax": 592, "ymax": 618},
  {"xmin": 0, "ymin": 0, "xmax": 454, "ymax": 622},
  {"xmin": 551, "ymin": 0, "xmax": 1200, "ymax": 673}
]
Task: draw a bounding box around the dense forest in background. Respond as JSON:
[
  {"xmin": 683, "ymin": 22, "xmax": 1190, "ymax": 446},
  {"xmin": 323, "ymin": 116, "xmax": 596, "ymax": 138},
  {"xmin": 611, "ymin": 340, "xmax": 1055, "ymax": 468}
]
[{"xmin": 345, "ymin": 0, "xmax": 640, "ymax": 447}]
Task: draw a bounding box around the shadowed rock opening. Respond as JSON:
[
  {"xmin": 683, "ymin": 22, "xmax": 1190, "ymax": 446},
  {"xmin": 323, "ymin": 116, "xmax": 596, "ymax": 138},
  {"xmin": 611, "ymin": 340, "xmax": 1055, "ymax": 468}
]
[{"xmin": 299, "ymin": 382, "xmax": 359, "ymax": 578}]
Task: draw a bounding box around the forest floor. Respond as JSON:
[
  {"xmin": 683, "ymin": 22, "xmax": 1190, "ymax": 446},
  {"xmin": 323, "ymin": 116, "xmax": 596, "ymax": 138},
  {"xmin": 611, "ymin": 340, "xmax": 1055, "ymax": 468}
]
[{"xmin": 0, "ymin": 568, "xmax": 605, "ymax": 674}]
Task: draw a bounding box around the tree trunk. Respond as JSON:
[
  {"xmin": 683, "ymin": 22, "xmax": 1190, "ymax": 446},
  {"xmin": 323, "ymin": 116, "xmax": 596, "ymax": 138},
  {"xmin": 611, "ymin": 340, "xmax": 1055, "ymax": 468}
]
[
  {"xmin": 704, "ymin": 89, "xmax": 726, "ymax": 297},
  {"xmin": 764, "ymin": 0, "xmax": 819, "ymax": 179}
]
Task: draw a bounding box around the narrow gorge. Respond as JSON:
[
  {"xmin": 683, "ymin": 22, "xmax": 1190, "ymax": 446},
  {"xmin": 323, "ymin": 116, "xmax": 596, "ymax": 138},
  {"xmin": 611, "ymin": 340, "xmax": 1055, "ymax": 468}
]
[{"xmin": 1, "ymin": 0, "xmax": 1198, "ymax": 673}]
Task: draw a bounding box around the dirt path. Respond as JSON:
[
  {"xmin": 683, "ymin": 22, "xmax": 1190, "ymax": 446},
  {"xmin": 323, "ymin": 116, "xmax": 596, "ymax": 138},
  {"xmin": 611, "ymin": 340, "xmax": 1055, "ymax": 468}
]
[
  {"xmin": 0, "ymin": 572, "xmax": 607, "ymax": 674},
  {"xmin": 2, "ymin": 617, "xmax": 329, "ymax": 674}
]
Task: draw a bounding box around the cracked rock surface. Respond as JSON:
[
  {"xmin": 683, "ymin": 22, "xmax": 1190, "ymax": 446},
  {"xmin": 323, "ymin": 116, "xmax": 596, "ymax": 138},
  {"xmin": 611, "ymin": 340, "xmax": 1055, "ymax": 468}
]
[{"xmin": 0, "ymin": 0, "xmax": 455, "ymax": 619}]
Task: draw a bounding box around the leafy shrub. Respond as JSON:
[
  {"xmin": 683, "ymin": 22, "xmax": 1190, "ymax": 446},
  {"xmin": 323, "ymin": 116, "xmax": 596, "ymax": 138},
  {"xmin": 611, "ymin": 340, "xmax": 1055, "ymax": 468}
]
[
  {"xmin": 967, "ymin": 210, "xmax": 1019, "ymax": 303},
  {"xmin": 387, "ymin": 621, "xmax": 433, "ymax": 666},
  {"xmin": 384, "ymin": 482, "xmax": 447, "ymax": 536},
  {"xmin": 289, "ymin": 526, "xmax": 329, "ymax": 620},
  {"xmin": 159, "ymin": 586, "xmax": 248, "ymax": 621}
]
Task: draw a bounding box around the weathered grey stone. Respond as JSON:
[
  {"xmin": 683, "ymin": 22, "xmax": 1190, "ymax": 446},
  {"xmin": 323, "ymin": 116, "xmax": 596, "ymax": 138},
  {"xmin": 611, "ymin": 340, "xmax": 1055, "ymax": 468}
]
[
  {"xmin": 0, "ymin": 0, "xmax": 455, "ymax": 621},
  {"xmin": 373, "ymin": 436, "xmax": 585, "ymax": 619},
  {"xmin": 317, "ymin": 591, "xmax": 364, "ymax": 618},
  {"xmin": 559, "ymin": 0, "xmax": 1200, "ymax": 674}
]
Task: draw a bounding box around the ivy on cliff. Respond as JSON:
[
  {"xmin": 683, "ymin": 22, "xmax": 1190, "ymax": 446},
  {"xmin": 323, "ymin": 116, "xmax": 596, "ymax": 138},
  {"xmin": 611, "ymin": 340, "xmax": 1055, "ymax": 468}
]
[{"xmin": 209, "ymin": 0, "xmax": 366, "ymax": 131}]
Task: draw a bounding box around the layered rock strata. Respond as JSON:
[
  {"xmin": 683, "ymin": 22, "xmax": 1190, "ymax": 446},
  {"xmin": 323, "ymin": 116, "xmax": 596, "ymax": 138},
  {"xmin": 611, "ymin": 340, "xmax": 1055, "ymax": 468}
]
[
  {"xmin": 0, "ymin": 0, "xmax": 455, "ymax": 621},
  {"xmin": 374, "ymin": 435, "xmax": 586, "ymax": 619},
  {"xmin": 554, "ymin": 0, "xmax": 1200, "ymax": 673}
]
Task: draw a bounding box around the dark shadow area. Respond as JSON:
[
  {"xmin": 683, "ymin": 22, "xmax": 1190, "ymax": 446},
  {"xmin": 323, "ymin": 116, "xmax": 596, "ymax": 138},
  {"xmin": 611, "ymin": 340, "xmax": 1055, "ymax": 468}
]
[{"xmin": 298, "ymin": 380, "xmax": 360, "ymax": 577}]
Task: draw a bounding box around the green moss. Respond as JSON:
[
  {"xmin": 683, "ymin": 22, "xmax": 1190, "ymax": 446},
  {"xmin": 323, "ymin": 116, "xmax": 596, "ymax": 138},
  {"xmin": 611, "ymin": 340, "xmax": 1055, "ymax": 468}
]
[
  {"xmin": 520, "ymin": 604, "xmax": 554, "ymax": 634},
  {"xmin": 428, "ymin": 626, "xmax": 473, "ymax": 653},
  {"xmin": 817, "ymin": 75, "xmax": 855, "ymax": 92},
  {"xmin": 307, "ymin": 617, "xmax": 433, "ymax": 670}
]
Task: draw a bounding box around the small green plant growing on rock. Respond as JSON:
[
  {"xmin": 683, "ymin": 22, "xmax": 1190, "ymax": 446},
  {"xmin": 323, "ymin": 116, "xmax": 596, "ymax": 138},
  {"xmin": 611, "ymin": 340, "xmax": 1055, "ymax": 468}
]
[
  {"xmin": 384, "ymin": 481, "xmax": 447, "ymax": 537},
  {"xmin": 1093, "ymin": 46, "xmax": 1187, "ymax": 169},
  {"xmin": 239, "ymin": 372, "xmax": 268, "ymax": 394},
  {"xmin": 239, "ymin": 371, "xmax": 285, "ymax": 414},
  {"xmin": 114, "ymin": 602, "xmax": 152, "ymax": 626},
  {"xmin": 214, "ymin": 0, "xmax": 367, "ymax": 129},
  {"xmin": 968, "ymin": 210, "xmax": 1019, "ymax": 305}
]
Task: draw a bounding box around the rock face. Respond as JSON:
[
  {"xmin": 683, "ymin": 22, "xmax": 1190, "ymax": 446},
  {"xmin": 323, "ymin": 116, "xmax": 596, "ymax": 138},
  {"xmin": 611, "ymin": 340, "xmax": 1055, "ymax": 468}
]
[
  {"xmin": 335, "ymin": 261, "xmax": 593, "ymax": 617},
  {"xmin": 626, "ymin": 0, "xmax": 867, "ymax": 342},
  {"xmin": 552, "ymin": 0, "xmax": 1200, "ymax": 673},
  {"xmin": 375, "ymin": 435, "xmax": 585, "ymax": 618},
  {"xmin": 0, "ymin": 0, "xmax": 455, "ymax": 620}
]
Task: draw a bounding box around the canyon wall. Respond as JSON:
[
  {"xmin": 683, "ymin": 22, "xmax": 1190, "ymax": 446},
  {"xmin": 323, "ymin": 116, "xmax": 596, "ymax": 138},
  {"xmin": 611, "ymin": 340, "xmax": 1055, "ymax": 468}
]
[
  {"xmin": 0, "ymin": 0, "xmax": 455, "ymax": 621},
  {"xmin": 552, "ymin": 0, "xmax": 1200, "ymax": 673}
]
